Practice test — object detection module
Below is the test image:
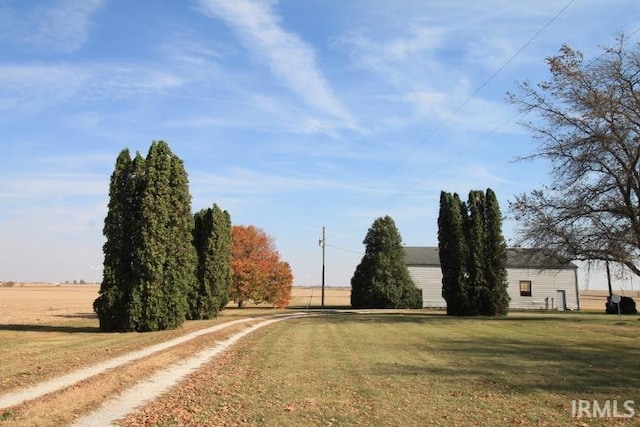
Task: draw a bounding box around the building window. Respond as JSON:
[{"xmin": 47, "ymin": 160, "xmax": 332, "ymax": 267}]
[{"xmin": 520, "ymin": 280, "xmax": 532, "ymax": 297}]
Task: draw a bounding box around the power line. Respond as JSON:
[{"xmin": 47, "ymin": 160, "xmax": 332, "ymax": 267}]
[
  {"xmin": 326, "ymin": 243, "xmax": 363, "ymax": 256},
  {"xmin": 368, "ymin": 110, "xmax": 523, "ymax": 217},
  {"xmin": 357, "ymin": 0, "xmax": 576, "ymax": 205},
  {"xmin": 367, "ymin": 18, "xmax": 640, "ymax": 220}
]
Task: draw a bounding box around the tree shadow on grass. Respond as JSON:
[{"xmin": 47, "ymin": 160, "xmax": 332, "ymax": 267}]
[
  {"xmin": 370, "ymin": 334, "xmax": 640, "ymax": 396},
  {"xmin": 329, "ymin": 312, "xmax": 443, "ymax": 325},
  {"xmin": 55, "ymin": 312, "xmax": 97, "ymax": 319},
  {"xmin": 318, "ymin": 310, "xmax": 634, "ymax": 325},
  {"xmin": 0, "ymin": 324, "xmax": 100, "ymax": 333},
  {"xmin": 317, "ymin": 311, "xmax": 527, "ymax": 325},
  {"xmin": 310, "ymin": 312, "xmax": 640, "ymax": 395}
]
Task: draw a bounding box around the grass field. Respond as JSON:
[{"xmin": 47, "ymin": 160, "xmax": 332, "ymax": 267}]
[
  {"xmin": 123, "ymin": 311, "xmax": 640, "ymax": 426},
  {"xmin": 2, "ymin": 284, "xmax": 640, "ymax": 426}
]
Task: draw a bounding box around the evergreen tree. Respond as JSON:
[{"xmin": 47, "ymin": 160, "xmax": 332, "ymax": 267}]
[
  {"xmin": 438, "ymin": 192, "xmax": 469, "ymax": 315},
  {"xmin": 128, "ymin": 141, "xmax": 193, "ymax": 331},
  {"xmin": 437, "ymin": 188, "xmax": 510, "ymax": 316},
  {"xmin": 465, "ymin": 190, "xmax": 486, "ymax": 316},
  {"xmin": 482, "ymin": 188, "xmax": 509, "ymax": 315},
  {"xmin": 163, "ymin": 151, "xmax": 197, "ymax": 324},
  {"xmin": 191, "ymin": 208, "xmax": 212, "ymax": 318},
  {"xmin": 351, "ymin": 216, "xmax": 422, "ymax": 309},
  {"xmin": 94, "ymin": 149, "xmax": 139, "ymax": 331},
  {"xmin": 210, "ymin": 205, "xmax": 232, "ymax": 311},
  {"xmin": 95, "ymin": 141, "xmax": 197, "ymax": 332},
  {"xmin": 190, "ymin": 204, "xmax": 232, "ymax": 319}
]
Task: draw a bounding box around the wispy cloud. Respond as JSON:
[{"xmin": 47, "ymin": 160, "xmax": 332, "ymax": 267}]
[
  {"xmin": 191, "ymin": 167, "xmax": 356, "ymax": 199},
  {"xmin": 1, "ymin": 0, "xmax": 105, "ymax": 53},
  {"xmin": 0, "ymin": 64, "xmax": 91, "ymax": 112},
  {"xmin": 197, "ymin": 0, "xmax": 355, "ymax": 129},
  {"xmin": 404, "ymin": 87, "xmax": 515, "ymax": 133},
  {"xmin": 380, "ymin": 26, "xmax": 444, "ymax": 61},
  {"xmin": 0, "ymin": 63, "xmax": 185, "ymax": 113}
]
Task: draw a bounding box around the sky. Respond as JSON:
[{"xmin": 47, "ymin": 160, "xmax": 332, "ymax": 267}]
[{"xmin": 1, "ymin": 0, "xmax": 639, "ymax": 291}]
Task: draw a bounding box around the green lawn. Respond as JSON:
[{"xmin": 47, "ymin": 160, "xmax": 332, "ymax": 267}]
[{"xmin": 126, "ymin": 311, "xmax": 640, "ymax": 427}]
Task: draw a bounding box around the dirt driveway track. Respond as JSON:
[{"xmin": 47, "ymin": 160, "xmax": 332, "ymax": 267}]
[{"xmin": 0, "ymin": 313, "xmax": 311, "ymax": 426}]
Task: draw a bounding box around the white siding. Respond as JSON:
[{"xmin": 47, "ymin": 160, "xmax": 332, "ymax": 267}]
[
  {"xmin": 408, "ymin": 265, "xmax": 579, "ymax": 310},
  {"xmin": 507, "ymin": 268, "xmax": 579, "ymax": 310},
  {"xmin": 408, "ymin": 266, "xmax": 445, "ymax": 307}
]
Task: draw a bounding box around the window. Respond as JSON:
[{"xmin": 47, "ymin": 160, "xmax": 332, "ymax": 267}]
[{"xmin": 520, "ymin": 280, "xmax": 532, "ymax": 297}]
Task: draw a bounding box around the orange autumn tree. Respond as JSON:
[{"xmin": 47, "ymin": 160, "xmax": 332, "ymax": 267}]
[{"xmin": 231, "ymin": 225, "xmax": 293, "ymax": 308}]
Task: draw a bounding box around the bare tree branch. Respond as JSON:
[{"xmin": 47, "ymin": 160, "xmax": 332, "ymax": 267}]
[{"xmin": 509, "ymin": 35, "xmax": 640, "ymax": 277}]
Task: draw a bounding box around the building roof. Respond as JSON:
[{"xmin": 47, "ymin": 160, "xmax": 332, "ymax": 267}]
[{"xmin": 403, "ymin": 246, "xmax": 578, "ymax": 270}]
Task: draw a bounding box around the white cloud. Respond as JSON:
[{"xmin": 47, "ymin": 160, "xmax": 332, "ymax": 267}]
[
  {"xmin": 197, "ymin": 0, "xmax": 355, "ymax": 128},
  {"xmin": 381, "ymin": 26, "xmax": 443, "ymax": 60},
  {"xmin": 404, "ymin": 88, "xmax": 515, "ymax": 133},
  {"xmin": 191, "ymin": 167, "xmax": 352, "ymax": 198},
  {"xmin": 0, "ymin": 64, "xmax": 91, "ymax": 111},
  {"xmin": 2, "ymin": 0, "xmax": 105, "ymax": 53},
  {"xmin": 341, "ymin": 24, "xmax": 443, "ymax": 68},
  {"xmin": 88, "ymin": 67, "xmax": 185, "ymax": 96},
  {"xmin": 0, "ymin": 63, "xmax": 185, "ymax": 112},
  {"xmin": 333, "ymin": 0, "xmax": 601, "ymax": 137},
  {"xmin": 0, "ymin": 170, "xmax": 107, "ymax": 206}
]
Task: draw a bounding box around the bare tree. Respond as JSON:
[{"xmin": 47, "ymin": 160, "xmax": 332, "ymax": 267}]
[{"xmin": 508, "ymin": 34, "xmax": 640, "ymax": 277}]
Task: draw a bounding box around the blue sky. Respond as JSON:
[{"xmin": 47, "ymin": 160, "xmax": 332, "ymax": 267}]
[{"xmin": 1, "ymin": 0, "xmax": 639, "ymax": 290}]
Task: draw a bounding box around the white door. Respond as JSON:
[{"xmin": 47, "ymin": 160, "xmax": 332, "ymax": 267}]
[{"xmin": 556, "ymin": 290, "xmax": 566, "ymax": 311}]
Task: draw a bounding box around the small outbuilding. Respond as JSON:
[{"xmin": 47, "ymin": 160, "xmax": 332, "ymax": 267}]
[{"xmin": 404, "ymin": 246, "xmax": 580, "ymax": 310}]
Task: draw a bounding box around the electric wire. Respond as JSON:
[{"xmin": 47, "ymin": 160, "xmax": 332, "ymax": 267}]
[
  {"xmin": 325, "ymin": 243, "xmax": 364, "ymax": 256},
  {"xmin": 355, "ymin": 0, "xmax": 577, "ymax": 207},
  {"xmin": 367, "ymin": 110, "xmax": 523, "ymax": 217},
  {"xmin": 323, "ymin": 7, "xmax": 640, "ymax": 255}
]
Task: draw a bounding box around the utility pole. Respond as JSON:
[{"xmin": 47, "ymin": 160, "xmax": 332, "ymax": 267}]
[{"xmin": 319, "ymin": 226, "xmax": 326, "ymax": 307}]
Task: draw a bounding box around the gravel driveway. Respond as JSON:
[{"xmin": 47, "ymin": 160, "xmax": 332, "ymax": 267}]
[{"xmin": 0, "ymin": 312, "xmax": 310, "ymax": 426}]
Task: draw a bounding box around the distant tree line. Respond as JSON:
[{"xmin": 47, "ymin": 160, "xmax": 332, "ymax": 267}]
[
  {"xmin": 438, "ymin": 189, "xmax": 509, "ymax": 316},
  {"xmin": 94, "ymin": 141, "xmax": 292, "ymax": 332}
]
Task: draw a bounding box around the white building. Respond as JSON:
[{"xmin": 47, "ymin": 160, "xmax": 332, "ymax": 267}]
[{"xmin": 404, "ymin": 246, "xmax": 580, "ymax": 311}]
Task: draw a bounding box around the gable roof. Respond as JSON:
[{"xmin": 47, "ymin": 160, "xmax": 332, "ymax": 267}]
[{"xmin": 403, "ymin": 246, "xmax": 578, "ymax": 270}]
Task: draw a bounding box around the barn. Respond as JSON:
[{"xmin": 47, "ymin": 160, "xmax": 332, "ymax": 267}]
[{"xmin": 404, "ymin": 246, "xmax": 580, "ymax": 311}]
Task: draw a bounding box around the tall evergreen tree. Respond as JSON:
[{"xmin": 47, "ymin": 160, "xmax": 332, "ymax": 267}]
[
  {"xmin": 126, "ymin": 141, "xmax": 193, "ymax": 331},
  {"xmin": 210, "ymin": 205, "xmax": 232, "ymax": 311},
  {"xmin": 190, "ymin": 204, "xmax": 232, "ymax": 319},
  {"xmin": 163, "ymin": 151, "xmax": 197, "ymax": 324},
  {"xmin": 94, "ymin": 149, "xmax": 140, "ymax": 331},
  {"xmin": 438, "ymin": 188, "xmax": 509, "ymax": 316},
  {"xmin": 482, "ymin": 188, "xmax": 509, "ymax": 315},
  {"xmin": 191, "ymin": 208, "xmax": 212, "ymax": 318},
  {"xmin": 438, "ymin": 192, "xmax": 469, "ymax": 315},
  {"xmin": 95, "ymin": 141, "xmax": 197, "ymax": 332},
  {"xmin": 465, "ymin": 190, "xmax": 486, "ymax": 316},
  {"xmin": 351, "ymin": 216, "xmax": 422, "ymax": 309}
]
